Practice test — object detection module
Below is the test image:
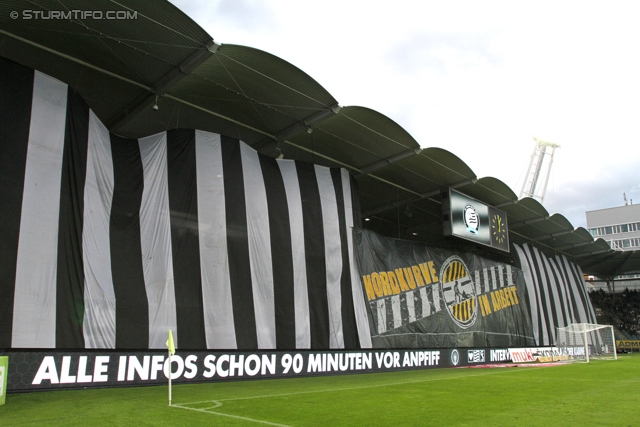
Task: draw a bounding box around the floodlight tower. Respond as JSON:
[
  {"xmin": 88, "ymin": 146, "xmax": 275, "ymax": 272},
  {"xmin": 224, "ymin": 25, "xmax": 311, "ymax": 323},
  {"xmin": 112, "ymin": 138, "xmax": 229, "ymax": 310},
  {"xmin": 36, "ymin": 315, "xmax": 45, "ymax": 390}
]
[{"xmin": 520, "ymin": 136, "xmax": 560, "ymax": 204}]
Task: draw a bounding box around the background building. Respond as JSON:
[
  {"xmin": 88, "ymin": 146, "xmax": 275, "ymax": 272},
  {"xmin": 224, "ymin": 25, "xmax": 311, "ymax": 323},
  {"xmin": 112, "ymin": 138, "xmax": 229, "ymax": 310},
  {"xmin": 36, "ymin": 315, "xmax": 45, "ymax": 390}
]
[{"xmin": 587, "ymin": 202, "xmax": 640, "ymax": 290}]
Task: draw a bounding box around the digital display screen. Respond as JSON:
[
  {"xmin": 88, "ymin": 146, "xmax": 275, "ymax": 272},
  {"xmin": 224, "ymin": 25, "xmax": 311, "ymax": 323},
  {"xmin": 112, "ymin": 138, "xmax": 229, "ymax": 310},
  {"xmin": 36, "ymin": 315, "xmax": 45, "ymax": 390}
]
[{"xmin": 443, "ymin": 189, "xmax": 509, "ymax": 252}]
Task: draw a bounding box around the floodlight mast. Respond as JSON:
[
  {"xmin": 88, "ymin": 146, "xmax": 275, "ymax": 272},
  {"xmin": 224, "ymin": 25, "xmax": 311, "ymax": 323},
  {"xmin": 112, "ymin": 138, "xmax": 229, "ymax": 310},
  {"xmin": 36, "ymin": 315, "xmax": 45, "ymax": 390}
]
[{"xmin": 520, "ymin": 136, "xmax": 560, "ymax": 204}]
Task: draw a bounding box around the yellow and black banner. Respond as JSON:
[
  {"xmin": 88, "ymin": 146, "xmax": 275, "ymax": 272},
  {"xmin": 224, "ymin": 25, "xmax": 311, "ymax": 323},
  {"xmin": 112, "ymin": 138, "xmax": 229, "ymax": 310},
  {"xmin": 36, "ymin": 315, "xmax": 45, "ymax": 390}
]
[
  {"xmin": 616, "ymin": 340, "xmax": 640, "ymax": 350},
  {"xmin": 354, "ymin": 228, "xmax": 535, "ymax": 349}
]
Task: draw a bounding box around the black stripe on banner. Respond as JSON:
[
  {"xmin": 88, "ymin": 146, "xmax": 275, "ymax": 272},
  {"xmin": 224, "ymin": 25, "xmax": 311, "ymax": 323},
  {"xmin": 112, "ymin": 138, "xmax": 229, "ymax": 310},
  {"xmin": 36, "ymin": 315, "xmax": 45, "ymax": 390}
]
[
  {"xmin": 0, "ymin": 58, "xmax": 34, "ymax": 348},
  {"xmin": 331, "ymin": 168, "xmax": 359, "ymax": 349},
  {"xmin": 166, "ymin": 129, "xmax": 206, "ymax": 349},
  {"xmin": 55, "ymin": 88, "xmax": 90, "ymax": 349},
  {"xmin": 350, "ymin": 175, "xmax": 362, "ymax": 228},
  {"xmin": 523, "ymin": 245, "xmax": 545, "ymax": 345},
  {"xmin": 110, "ymin": 134, "xmax": 149, "ymax": 349},
  {"xmin": 369, "ymin": 301, "xmax": 379, "ymax": 334},
  {"xmin": 539, "ymin": 257, "xmax": 560, "ymax": 338},
  {"xmin": 259, "ymin": 155, "xmax": 296, "ymax": 350},
  {"xmin": 547, "ymin": 260, "xmax": 569, "ymax": 327},
  {"xmin": 221, "ymin": 136, "xmax": 258, "ymax": 349},
  {"xmin": 399, "ymin": 293, "xmax": 409, "ymax": 325},
  {"xmin": 296, "ymin": 162, "xmax": 330, "ymax": 349},
  {"xmin": 386, "ymin": 297, "xmax": 395, "ymax": 332},
  {"xmin": 414, "ymin": 290, "xmax": 423, "ymax": 319},
  {"xmin": 531, "ymin": 249, "xmax": 553, "ymax": 345}
]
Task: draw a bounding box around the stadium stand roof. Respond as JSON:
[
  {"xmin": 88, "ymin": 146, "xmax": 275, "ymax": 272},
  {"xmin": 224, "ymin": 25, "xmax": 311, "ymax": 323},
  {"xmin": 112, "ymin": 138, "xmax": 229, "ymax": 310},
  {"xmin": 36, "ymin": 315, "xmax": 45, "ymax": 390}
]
[{"xmin": 2, "ymin": 0, "xmax": 639, "ymax": 278}]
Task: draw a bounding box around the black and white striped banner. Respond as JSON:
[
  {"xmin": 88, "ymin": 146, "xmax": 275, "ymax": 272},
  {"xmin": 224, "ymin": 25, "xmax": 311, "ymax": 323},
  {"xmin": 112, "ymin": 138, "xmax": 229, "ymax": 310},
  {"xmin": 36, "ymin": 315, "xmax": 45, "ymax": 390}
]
[
  {"xmin": 513, "ymin": 243, "xmax": 597, "ymax": 346},
  {"xmin": 0, "ymin": 57, "xmax": 372, "ymax": 351}
]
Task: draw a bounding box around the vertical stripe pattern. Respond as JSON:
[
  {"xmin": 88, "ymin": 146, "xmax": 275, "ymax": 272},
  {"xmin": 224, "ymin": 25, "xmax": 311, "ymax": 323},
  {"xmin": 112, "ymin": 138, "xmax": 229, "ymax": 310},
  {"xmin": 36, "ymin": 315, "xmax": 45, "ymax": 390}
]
[
  {"xmin": 166, "ymin": 129, "xmax": 206, "ymax": 349},
  {"xmin": 195, "ymin": 131, "xmax": 237, "ymax": 349},
  {"xmin": 12, "ymin": 71, "xmax": 68, "ymax": 348},
  {"xmin": 3, "ymin": 62, "xmax": 598, "ymax": 353},
  {"xmin": 1, "ymin": 72, "xmax": 366, "ymax": 351},
  {"xmin": 109, "ymin": 133, "xmax": 148, "ymax": 349},
  {"xmin": 513, "ymin": 243, "xmax": 597, "ymax": 346},
  {"xmin": 138, "ymin": 132, "xmax": 178, "ymax": 349},
  {"xmin": 241, "ymin": 142, "xmax": 276, "ymax": 349},
  {"xmin": 56, "ymin": 87, "xmax": 90, "ymax": 349},
  {"xmin": 82, "ymin": 112, "xmax": 116, "ymax": 349},
  {"xmin": 277, "ymin": 160, "xmax": 311, "ymax": 348},
  {"xmin": 0, "ymin": 59, "xmax": 34, "ymax": 348}
]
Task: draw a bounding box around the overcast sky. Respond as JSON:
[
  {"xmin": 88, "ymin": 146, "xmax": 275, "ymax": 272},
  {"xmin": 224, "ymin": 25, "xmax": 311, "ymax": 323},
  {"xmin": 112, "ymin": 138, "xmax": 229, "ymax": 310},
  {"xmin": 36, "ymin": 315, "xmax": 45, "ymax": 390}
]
[{"xmin": 170, "ymin": 0, "xmax": 640, "ymax": 229}]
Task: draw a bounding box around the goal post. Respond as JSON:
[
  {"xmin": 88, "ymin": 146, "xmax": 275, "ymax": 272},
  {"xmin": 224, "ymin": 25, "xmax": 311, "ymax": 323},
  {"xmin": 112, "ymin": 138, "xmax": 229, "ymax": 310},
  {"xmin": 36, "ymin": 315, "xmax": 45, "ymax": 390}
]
[{"xmin": 555, "ymin": 323, "xmax": 617, "ymax": 362}]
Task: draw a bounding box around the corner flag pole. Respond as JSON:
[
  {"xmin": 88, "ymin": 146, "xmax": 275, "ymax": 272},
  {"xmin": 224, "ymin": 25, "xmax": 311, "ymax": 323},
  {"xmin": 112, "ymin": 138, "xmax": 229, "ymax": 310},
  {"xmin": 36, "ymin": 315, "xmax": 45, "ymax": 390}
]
[{"xmin": 166, "ymin": 329, "xmax": 175, "ymax": 406}]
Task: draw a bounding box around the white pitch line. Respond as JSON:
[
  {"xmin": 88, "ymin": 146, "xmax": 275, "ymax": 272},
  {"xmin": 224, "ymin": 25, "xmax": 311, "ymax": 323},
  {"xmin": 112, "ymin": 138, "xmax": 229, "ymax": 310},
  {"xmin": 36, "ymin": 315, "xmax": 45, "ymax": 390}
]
[
  {"xmin": 172, "ymin": 401, "xmax": 292, "ymax": 427},
  {"xmin": 177, "ymin": 367, "xmax": 526, "ymax": 407}
]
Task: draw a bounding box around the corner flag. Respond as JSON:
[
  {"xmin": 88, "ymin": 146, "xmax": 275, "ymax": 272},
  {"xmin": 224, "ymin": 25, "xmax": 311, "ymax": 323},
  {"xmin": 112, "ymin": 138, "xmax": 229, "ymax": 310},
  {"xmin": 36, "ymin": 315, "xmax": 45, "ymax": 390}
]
[
  {"xmin": 166, "ymin": 329, "xmax": 175, "ymax": 406},
  {"xmin": 166, "ymin": 329, "xmax": 175, "ymax": 355}
]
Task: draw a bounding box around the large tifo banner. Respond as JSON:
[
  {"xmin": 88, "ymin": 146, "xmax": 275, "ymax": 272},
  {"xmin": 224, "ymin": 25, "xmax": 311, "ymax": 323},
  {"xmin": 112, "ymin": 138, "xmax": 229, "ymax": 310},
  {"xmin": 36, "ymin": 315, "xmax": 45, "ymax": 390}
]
[
  {"xmin": 0, "ymin": 57, "xmax": 370, "ymax": 351},
  {"xmin": 354, "ymin": 228, "xmax": 536, "ymax": 348}
]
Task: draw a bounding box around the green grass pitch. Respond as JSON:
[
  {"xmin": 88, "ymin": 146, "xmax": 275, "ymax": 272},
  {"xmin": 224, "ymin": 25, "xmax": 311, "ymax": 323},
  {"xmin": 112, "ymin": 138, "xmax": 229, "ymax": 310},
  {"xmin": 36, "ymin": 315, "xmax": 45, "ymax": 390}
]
[{"xmin": 2, "ymin": 353, "xmax": 639, "ymax": 426}]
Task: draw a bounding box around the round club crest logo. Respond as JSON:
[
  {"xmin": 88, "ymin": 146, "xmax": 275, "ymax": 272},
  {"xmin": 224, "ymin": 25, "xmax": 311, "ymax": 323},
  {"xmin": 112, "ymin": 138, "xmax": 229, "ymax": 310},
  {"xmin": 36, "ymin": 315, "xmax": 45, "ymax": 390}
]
[
  {"xmin": 451, "ymin": 349, "xmax": 460, "ymax": 366},
  {"xmin": 463, "ymin": 204, "xmax": 479, "ymax": 235},
  {"xmin": 439, "ymin": 256, "xmax": 478, "ymax": 329}
]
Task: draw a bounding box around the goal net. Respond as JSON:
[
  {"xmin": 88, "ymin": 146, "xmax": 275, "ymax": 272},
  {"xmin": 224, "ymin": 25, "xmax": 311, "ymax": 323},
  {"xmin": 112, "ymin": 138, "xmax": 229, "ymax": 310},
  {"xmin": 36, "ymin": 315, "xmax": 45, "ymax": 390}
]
[{"xmin": 555, "ymin": 323, "xmax": 617, "ymax": 362}]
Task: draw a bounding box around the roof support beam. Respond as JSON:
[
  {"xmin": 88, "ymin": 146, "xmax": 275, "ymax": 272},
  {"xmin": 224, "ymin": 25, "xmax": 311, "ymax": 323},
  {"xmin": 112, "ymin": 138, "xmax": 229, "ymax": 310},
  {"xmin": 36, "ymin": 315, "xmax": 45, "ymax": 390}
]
[
  {"xmin": 532, "ymin": 230, "xmax": 574, "ymax": 241},
  {"xmin": 108, "ymin": 40, "xmax": 219, "ymax": 131},
  {"xmin": 275, "ymin": 104, "xmax": 341, "ymax": 141},
  {"xmin": 555, "ymin": 241, "xmax": 593, "ymax": 251},
  {"xmin": 495, "ymin": 199, "xmax": 518, "ymax": 208},
  {"xmin": 574, "ymin": 248, "xmax": 615, "ymax": 258},
  {"xmin": 510, "ymin": 216, "xmax": 549, "ymax": 228},
  {"xmin": 358, "ymin": 148, "xmax": 422, "ymax": 176},
  {"xmin": 251, "ymin": 104, "xmax": 341, "ymax": 153}
]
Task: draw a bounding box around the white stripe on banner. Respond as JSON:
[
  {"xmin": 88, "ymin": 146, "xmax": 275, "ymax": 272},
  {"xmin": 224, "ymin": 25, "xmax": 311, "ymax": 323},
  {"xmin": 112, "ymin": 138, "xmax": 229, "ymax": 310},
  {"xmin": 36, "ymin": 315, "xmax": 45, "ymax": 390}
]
[
  {"xmin": 483, "ymin": 269, "xmax": 490, "ymax": 294},
  {"xmin": 195, "ymin": 131, "xmax": 237, "ymax": 349},
  {"xmin": 376, "ymin": 300, "xmax": 386, "ymax": 334},
  {"xmin": 277, "ymin": 160, "xmax": 310, "ymax": 348},
  {"xmin": 83, "ymin": 111, "xmax": 116, "ymax": 349},
  {"xmin": 12, "ymin": 72, "xmax": 68, "ymax": 348},
  {"xmin": 138, "ymin": 132, "xmax": 178, "ymax": 349},
  {"xmin": 474, "ymin": 271, "xmax": 482, "ymax": 296},
  {"xmin": 506, "ymin": 265, "xmax": 514, "ymax": 287},
  {"xmin": 391, "ymin": 295, "xmax": 402, "ymax": 329},
  {"xmin": 432, "ymin": 284, "xmax": 442, "ymax": 313},
  {"xmin": 406, "ymin": 292, "xmax": 416, "ymax": 323},
  {"xmin": 420, "ymin": 288, "xmax": 430, "ymax": 317},
  {"xmin": 315, "ymin": 165, "xmax": 344, "ymax": 349},
  {"xmin": 241, "ymin": 142, "xmax": 276, "ymax": 349},
  {"xmin": 497, "ymin": 265, "xmax": 505, "ymax": 289},
  {"xmin": 341, "ymin": 169, "xmax": 372, "ymax": 348}
]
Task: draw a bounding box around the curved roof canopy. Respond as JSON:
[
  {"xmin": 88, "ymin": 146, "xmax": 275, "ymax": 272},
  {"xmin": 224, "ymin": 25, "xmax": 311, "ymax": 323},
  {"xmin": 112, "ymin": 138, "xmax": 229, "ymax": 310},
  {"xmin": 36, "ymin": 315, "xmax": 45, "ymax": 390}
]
[{"xmin": 1, "ymin": 0, "xmax": 638, "ymax": 278}]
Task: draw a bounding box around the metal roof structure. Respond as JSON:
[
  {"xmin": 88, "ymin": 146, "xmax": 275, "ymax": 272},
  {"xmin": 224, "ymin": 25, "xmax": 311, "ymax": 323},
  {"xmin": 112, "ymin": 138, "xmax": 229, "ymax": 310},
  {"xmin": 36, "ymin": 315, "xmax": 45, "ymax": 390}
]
[{"xmin": 2, "ymin": 0, "xmax": 639, "ymax": 278}]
